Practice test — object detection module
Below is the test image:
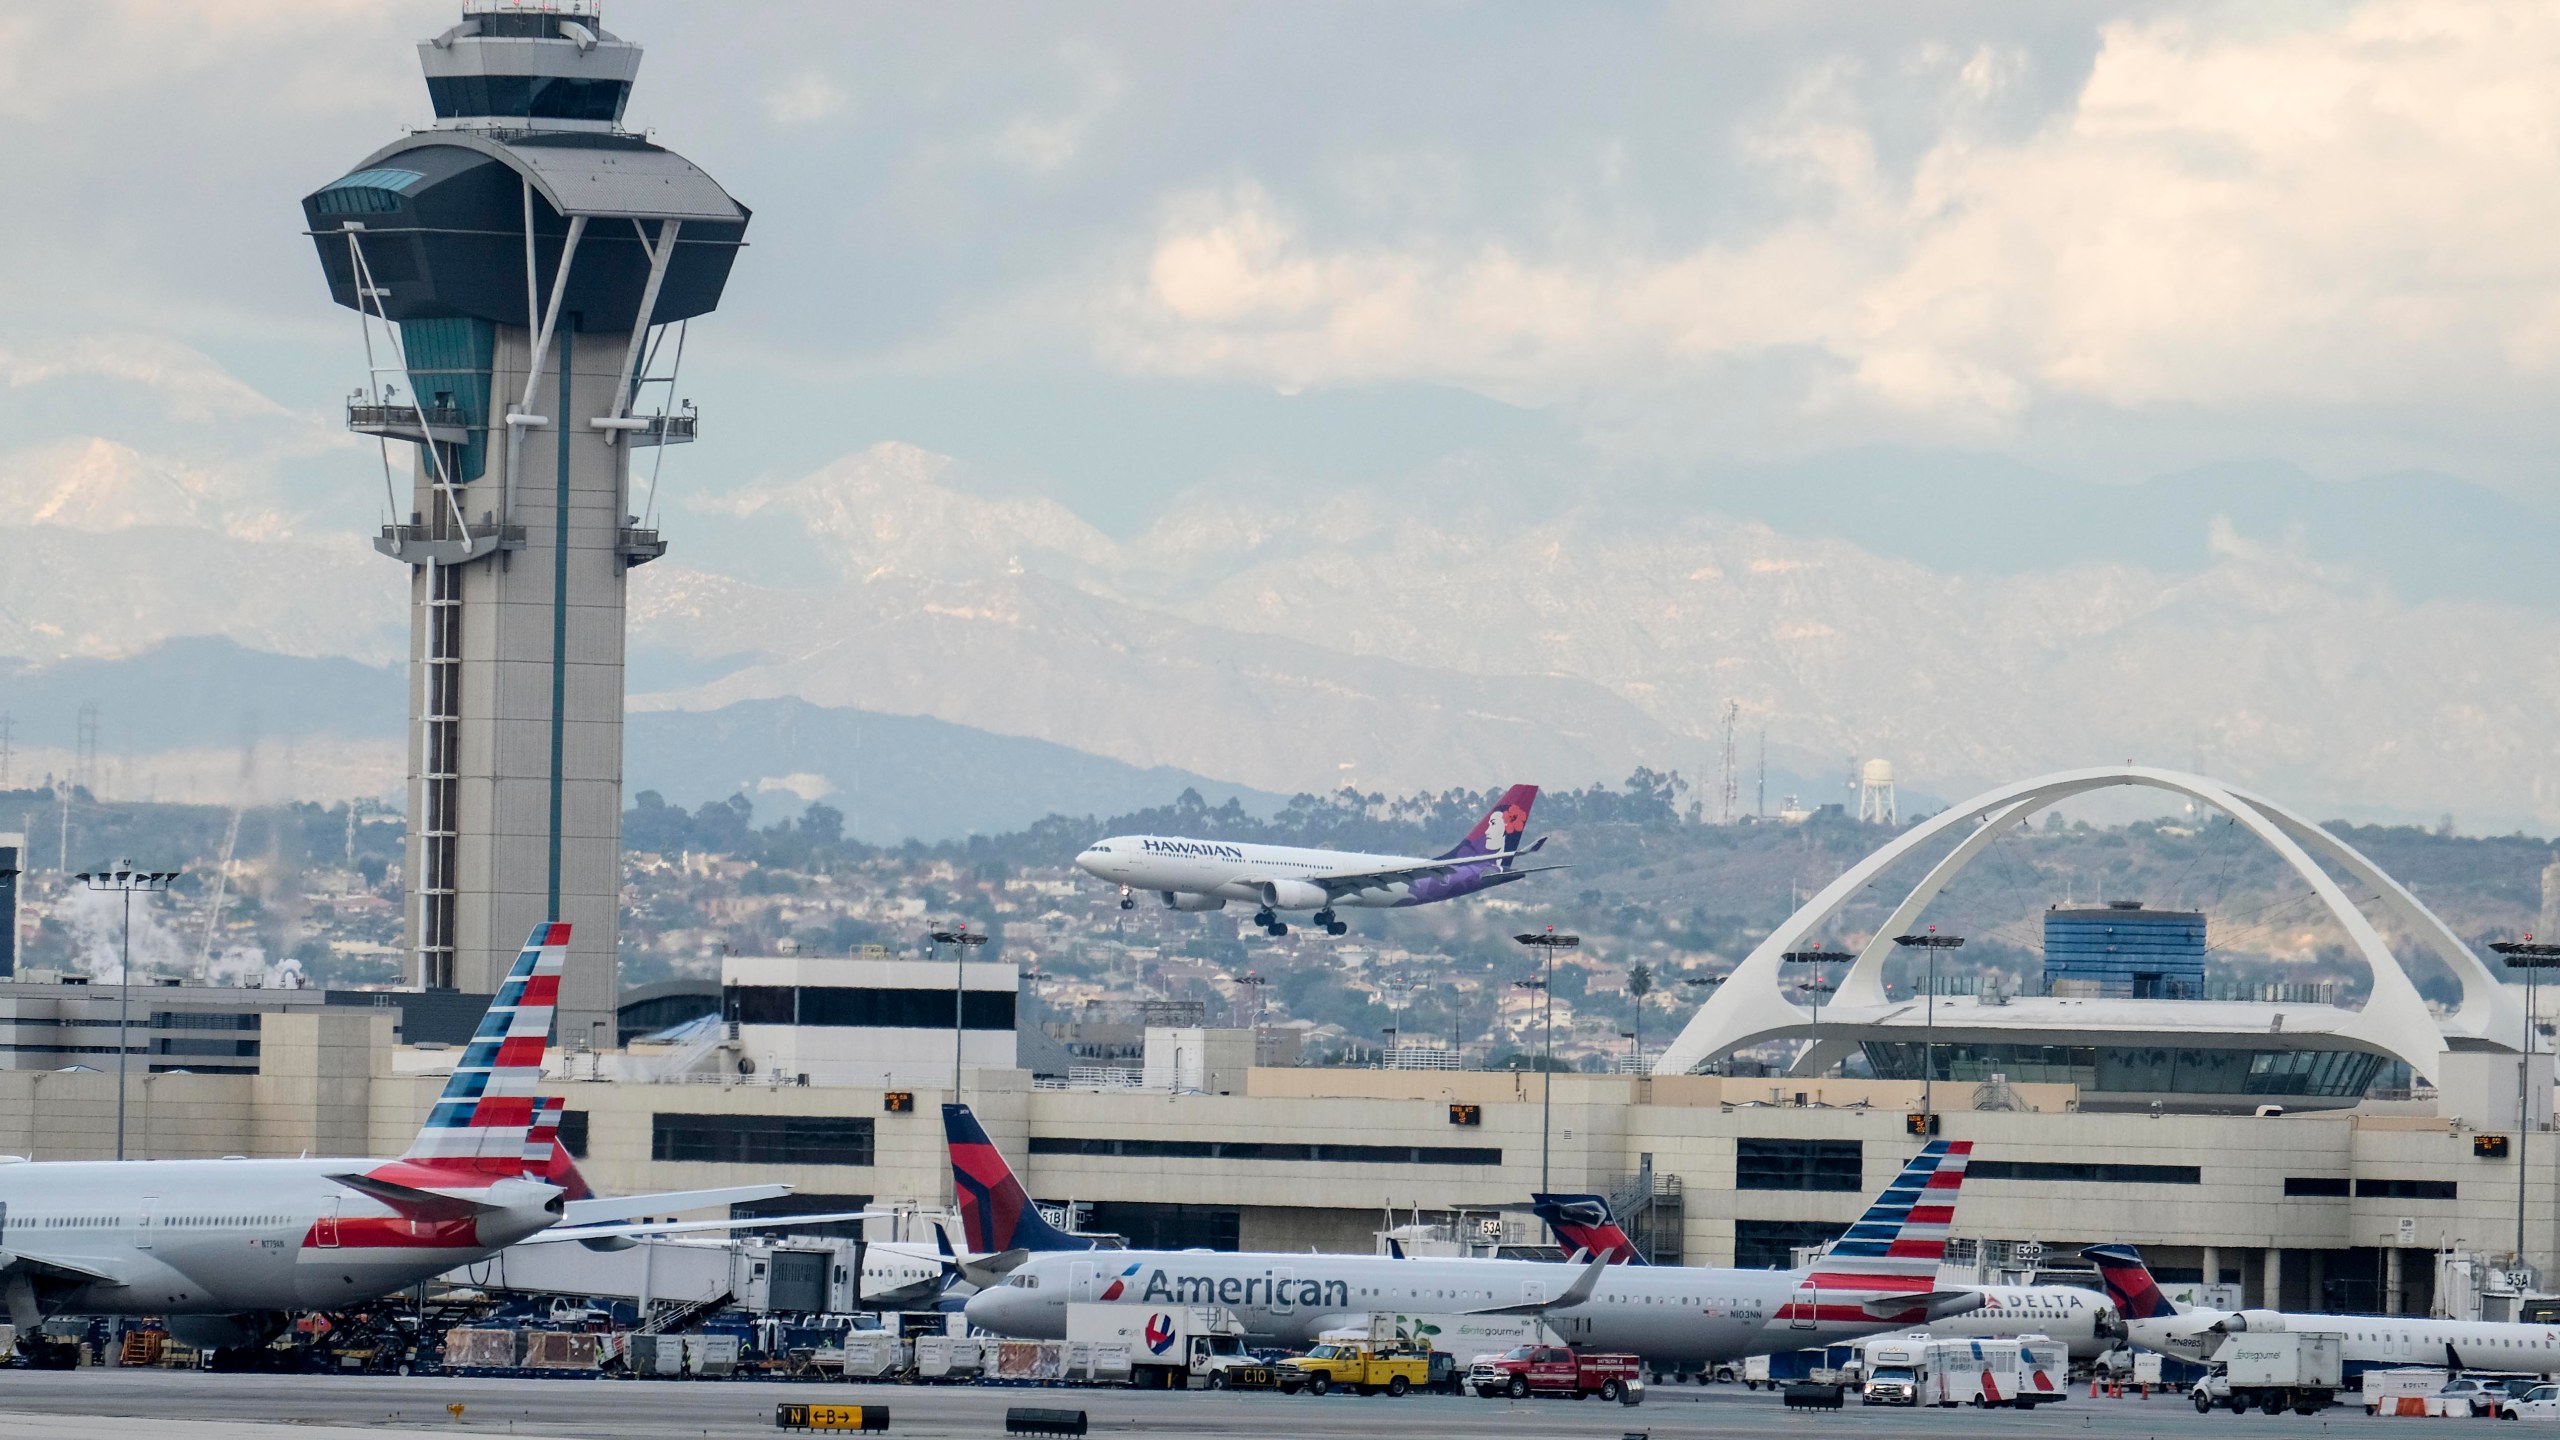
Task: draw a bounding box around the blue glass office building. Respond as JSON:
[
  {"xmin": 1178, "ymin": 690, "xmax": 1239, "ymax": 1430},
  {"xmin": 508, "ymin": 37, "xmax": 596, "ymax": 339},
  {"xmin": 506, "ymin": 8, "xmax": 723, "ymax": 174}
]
[{"xmin": 2043, "ymin": 902, "xmax": 2205, "ymax": 999}]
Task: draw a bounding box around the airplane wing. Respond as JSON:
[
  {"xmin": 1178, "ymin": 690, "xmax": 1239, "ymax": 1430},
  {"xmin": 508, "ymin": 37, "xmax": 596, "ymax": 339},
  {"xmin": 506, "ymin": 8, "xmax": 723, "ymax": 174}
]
[
  {"xmin": 0, "ymin": 1249, "xmax": 129, "ymax": 1287},
  {"xmin": 1298, "ymin": 859, "xmax": 1570, "ymax": 895},
  {"xmin": 327, "ymin": 1172, "xmax": 508, "ymax": 1221},
  {"xmin": 957, "ymin": 1247, "xmax": 1031, "ymax": 1289},
  {"xmin": 1465, "ymin": 1250, "xmax": 1611, "ymax": 1316},
  {"xmin": 520, "ymin": 1210, "xmax": 884, "ymax": 1246},
  {"xmin": 1860, "ymin": 1290, "xmax": 1988, "ymax": 1322},
  {"xmin": 563, "ymin": 1185, "xmax": 793, "ymax": 1226}
]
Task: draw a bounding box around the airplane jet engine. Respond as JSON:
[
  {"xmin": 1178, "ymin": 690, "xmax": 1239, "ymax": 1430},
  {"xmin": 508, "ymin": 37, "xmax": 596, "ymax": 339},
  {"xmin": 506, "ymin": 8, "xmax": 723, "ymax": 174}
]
[
  {"xmin": 1260, "ymin": 880, "xmax": 1328, "ymax": 910},
  {"xmin": 168, "ymin": 1311, "xmax": 291, "ymax": 1352},
  {"xmin": 2219, "ymin": 1309, "xmax": 2289, "ymax": 1333},
  {"xmin": 1161, "ymin": 892, "xmax": 1227, "ymax": 912}
]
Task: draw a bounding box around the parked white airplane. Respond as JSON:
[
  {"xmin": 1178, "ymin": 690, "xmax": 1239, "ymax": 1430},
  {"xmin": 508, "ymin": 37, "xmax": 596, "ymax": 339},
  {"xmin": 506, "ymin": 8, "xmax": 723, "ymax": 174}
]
[
  {"xmin": 959, "ymin": 1114, "xmax": 1986, "ymax": 1364},
  {"xmin": 2092, "ymin": 1245, "xmax": 2560, "ymax": 1375},
  {"xmin": 1075, "ymin": 785, "xmax": 1559, "ymax": 936},
  {"xmin": 0, "ymin": 923, "xmax": 842, "ymax": 1359},
  {"xmin": 1535, "ymin": 1191, "xmax": 2122, "ymax": 1359}
]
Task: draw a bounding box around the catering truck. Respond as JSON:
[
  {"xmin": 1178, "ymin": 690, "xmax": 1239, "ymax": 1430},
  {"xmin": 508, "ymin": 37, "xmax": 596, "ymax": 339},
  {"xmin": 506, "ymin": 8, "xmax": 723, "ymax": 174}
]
[
  {"xmin": 2203, "ymin": 1333, "xmax": 2342, "ymax": 1416},
  {"xmin": 1064, "ymin": 1304, "xmax": 1252, "ymax": 1389}
]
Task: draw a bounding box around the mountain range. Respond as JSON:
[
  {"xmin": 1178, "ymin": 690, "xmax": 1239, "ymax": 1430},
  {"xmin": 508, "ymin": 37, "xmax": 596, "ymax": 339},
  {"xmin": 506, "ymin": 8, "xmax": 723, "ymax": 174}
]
[{"xmin": 3, "ymin": 434, "xmax": 2557, "ymax": 833}]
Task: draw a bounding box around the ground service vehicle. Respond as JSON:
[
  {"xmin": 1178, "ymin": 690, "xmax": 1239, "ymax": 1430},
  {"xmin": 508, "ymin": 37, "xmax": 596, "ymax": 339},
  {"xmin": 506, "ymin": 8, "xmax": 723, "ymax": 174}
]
[
  {"xmin": 1859, "ymin": 1334, "xmax": 1930, "ymax": 1405},
  {"xmin": 1466, "ymin": 1344, "xmax": 1644, "ymax": 1402},
  {"xmin": 1063, "ymin": 1303, "xmax": 1250, "ymax": 1389},
  {"xmin": 2204, "ymin": 1333, "xmax": 2341, "ymax": 1415},
  {"xmin": 2357, "ymin": 1368, "xmax": 2440, "ymax": 1415},
  {"xmin": 1929, "ymin": 1336, "xmax": 2068, "ymax": 1408},
  {"xmin": 1277, "ymin": 1341, "xmax": 1432, "ymax": 1397},
  {"xmin": 2503, "ymin": 1382, "xmax": 2560, "ymax": 1419}
]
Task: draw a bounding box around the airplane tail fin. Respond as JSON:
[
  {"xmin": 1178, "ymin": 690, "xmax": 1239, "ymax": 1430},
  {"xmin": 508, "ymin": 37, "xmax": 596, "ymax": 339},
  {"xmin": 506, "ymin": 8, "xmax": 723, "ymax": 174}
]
[
  {"xmin": 1532, "ymin": 1192, "xmax": 1649, "ymax": 1265},
  {"xmin": 398, "ymin": 921, "xmax": 569, "ymax": 1177},
  {"xmin": 524, "ymin": 1094, "xmax": 596, "ymax": 1201},
  {"xmin": 945, "ymin": 1103, "xmax": 1089, "ymax": 1253},
  {"xmin": 2081, "ymin": 1244, "xmax": 2185, "ymax": 1319},
  {"xmin": 1438, "ymin": 784, "xmax": 1540, "ymax": 863},
  {"xmin": 1787, "ymin": 1140, "xmax": 1974, "ymax": 1322}
]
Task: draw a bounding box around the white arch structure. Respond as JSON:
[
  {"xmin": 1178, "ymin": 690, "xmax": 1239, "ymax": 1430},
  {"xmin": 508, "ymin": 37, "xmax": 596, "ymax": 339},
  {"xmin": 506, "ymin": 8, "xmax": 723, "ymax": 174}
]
[{"xmin": 1652, "ymin": 767, "xmax": 2524, "ymax": 1091}]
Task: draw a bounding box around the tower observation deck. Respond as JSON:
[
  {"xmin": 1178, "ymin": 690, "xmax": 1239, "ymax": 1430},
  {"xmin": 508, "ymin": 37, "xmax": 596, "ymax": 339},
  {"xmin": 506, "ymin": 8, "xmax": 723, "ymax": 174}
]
[{"xmin": 301, "ymin": 0, "xmax": 749, "ymax": 1043}]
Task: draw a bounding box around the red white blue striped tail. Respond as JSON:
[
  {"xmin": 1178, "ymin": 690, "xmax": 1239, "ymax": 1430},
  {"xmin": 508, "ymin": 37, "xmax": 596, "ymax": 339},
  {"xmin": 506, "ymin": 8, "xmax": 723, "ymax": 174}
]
[
  {"xmin": 1780, "ymin": 1139, "xmax": 1973, "ymax": 1323},
  {"xmin": 398, "ymin": 922, "xmax": 568, "ymax": 1174}
]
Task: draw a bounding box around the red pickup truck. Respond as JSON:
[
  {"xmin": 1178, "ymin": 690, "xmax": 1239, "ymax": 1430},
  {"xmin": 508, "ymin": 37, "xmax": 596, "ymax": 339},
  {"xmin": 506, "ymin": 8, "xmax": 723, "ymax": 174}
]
[{"xmin": 1466, "ymin": 1345, "xmax": 1645, "ymax": 1403}]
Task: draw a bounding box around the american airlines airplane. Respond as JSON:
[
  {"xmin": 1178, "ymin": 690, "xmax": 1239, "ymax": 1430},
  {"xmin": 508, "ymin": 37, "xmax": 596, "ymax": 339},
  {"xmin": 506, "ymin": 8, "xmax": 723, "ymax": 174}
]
[
  {"xmin": 2092, "ymin": 1244, "xmax": 2560, "ymax": 1376},
  {"xmin": 0, "ymin": 924, "xmax": 833, "ymax": 1361},
  {"xmin": 953, "ymin": 1104, "xmax": 1988, "ymax": 1363},
  {"xmin": 1534, "ymin": 1191, "xmax": 2122, "ymax": 1359},
  {"xmin": 1074, "ymin": 784, "xmax": 1558, "ymax": 936}
]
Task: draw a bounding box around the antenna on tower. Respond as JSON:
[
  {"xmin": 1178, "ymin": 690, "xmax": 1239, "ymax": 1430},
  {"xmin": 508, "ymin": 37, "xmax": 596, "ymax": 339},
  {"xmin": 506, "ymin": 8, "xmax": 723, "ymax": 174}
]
[
  {"xmin": 1718, "ymin": 701, "xmax": 1739, "ymax": 825},
  {"xmin": 74, "ymin": 702, "xmax": 99, "ymax": 801},
  {"xmin": 1756, "ymin": 728, "xmax": 1766, "ymax": 821}
]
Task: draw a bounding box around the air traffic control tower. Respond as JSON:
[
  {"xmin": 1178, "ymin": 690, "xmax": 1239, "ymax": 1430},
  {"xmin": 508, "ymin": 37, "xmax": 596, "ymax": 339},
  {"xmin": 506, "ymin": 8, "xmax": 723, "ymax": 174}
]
[{"xmin": 302, "ymin": 0, "xmax": 748, "ymax": 1044}]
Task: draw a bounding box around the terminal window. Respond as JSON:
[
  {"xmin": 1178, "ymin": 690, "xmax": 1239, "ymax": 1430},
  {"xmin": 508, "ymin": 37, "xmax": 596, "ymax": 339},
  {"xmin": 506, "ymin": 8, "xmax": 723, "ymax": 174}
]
[
  {"xmin": 1084, "ymin": 1201, "xmax": 1240, "ymax": 1252},
  {"xmin": 557, "ymin": 1109, "xmax": 588, "ymax": 1159},
  {"xmin": 1967, "ymin": 1160, "xmax": 2199, "ymax": 1185},
  {"xmin": 2356, "ymin": 1178, "xmax": 2458, "ymax": 1200},
  {"xmin": 651, "ymin": 1113, "xmax": 873, "ymax": 1167},
  {"xmin": 2283, "ymin": 1176, "xmax": 2350, "ymax": 1197},
  {"xmin": 730, "ymin": 1192, "xmax": 875, "ymax": 1241},
  {"xmin": 1734, "ymin": 1219, "xmax": 1846, "ymax": 1269},
  {"xmin": 1028, "ymin": 1136, "xmax": 1501, "ymax": 1166},
  {"xmin": 1735, "ymin": 1138, "xmax": 1863, "ymax": 1192}
]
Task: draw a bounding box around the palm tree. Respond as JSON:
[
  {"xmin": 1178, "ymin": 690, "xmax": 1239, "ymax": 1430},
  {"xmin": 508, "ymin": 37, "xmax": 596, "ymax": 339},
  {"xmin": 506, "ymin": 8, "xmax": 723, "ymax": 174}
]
[{"xmin": 1626, "ymin": 963, "xmax": 1655, "ymax": 1069}]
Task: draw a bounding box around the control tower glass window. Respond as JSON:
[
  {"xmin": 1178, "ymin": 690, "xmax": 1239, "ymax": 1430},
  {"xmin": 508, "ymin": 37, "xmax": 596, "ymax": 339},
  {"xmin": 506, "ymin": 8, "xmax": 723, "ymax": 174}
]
[{"xmin": 427, "ymin": 74, "xmax": 630, "ymax": 125}]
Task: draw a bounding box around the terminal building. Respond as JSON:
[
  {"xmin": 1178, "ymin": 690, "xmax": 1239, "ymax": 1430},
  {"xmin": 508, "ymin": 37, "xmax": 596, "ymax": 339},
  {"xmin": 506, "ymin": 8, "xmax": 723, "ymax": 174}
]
[{"xmin": 4, "ymin": 768, "xmax": 2554, "ymax": 1321}]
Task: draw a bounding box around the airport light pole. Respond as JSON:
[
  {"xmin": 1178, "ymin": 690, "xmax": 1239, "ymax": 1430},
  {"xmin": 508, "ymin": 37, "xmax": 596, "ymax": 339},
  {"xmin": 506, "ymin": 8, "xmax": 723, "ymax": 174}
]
[
  {"xmin": 2492, "ymin": 937, "xmax": 2560, "ymax": 1268},
  {"xmin": 930, "ymin": 927, "xmax": 987, "ymax": 1104},
  {"xmin": 1892, "ymin": 928, "xmax": 1965, "ymax": 1130},
  {"xmin": 77, "ymin": 867, "xmax": 177, "ymax": 1161},
  {"xmin": 1231, "ymin": 970, "xmax": 1268, "ymax": 1032},
  {"xmin": 1514, "ymin": 929, "xmax": 1580, "ymax": 1192}
]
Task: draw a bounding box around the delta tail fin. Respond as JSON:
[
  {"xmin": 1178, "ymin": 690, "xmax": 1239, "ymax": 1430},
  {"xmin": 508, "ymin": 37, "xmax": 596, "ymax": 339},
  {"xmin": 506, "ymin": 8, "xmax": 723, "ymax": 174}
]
[
  {"xmin": 1438, "ymin": 784, "xmax": 1539, "ymax": 864},
  {"xmin": 2081, "ymin": 1243, "xmax": 2186, "ymax": 1319},
  {"xmin": 945, "ymin": 1103, "xmax": 1094, "ymax": 1254},
  {"xmin": 1532, "ymin": 1192, "xmax": 1649, "ymax": 1265},
  {"xmin": 397, "ymin": 921, "xmax": 568, "ymax": 1177}
]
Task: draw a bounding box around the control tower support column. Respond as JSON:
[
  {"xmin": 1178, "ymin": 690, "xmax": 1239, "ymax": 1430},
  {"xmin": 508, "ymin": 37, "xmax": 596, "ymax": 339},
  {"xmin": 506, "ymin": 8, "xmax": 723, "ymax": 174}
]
[{"xmin": 302, "ymin": 0, "xmax": 748, "ymax": 1047}]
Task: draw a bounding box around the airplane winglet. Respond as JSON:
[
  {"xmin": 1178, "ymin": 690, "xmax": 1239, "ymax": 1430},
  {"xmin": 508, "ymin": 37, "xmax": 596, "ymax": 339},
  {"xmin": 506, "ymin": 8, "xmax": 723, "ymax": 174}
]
[
  {"xmin": 1466, "ymin": 1248, "xmax": 1612, "ymax": 1316},
  {"xmin": 957, "ymin": 1247, "xmax": 1032, "ymax": 1289}
]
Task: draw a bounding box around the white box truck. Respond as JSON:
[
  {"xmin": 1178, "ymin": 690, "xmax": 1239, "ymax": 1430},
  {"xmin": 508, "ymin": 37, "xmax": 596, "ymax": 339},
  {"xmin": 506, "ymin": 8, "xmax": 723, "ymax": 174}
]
[
  {"xmin": 2214, "ymin": 1332, "xmax": 2342, "ymax": 1416},
  {"xmin": 1064, "ymin": 1303, "xmax": 1251, "ymax": 1389}
]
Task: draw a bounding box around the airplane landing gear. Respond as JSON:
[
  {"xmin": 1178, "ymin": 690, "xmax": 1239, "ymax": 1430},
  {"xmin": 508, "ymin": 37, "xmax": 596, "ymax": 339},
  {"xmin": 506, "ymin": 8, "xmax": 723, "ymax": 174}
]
[
  {"xmin": 1253, "ymin": 909, "xmax": 1277, "ymax": 929},
  {"xmin": 1265, "ymin": 921, "xmax": 1290, "ymax": 937},
  {"xmin": 1118, "ymin": 886, "xmax": 1135, "ymax": 911},
  {"xmin": 1314, "ymin": 909, "xmax": 1348, "ymax": 937}
]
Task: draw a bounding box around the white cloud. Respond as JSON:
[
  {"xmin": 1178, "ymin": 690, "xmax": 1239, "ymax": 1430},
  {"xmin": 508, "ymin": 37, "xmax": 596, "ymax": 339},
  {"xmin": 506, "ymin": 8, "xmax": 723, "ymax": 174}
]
[
  {"xmin": 1093, "ymin": 0, "xmax": 2560, "ymax": 439},
  {"xmin": 975, "ymin": 41, "xmax": 1125, "ymax": 174},
  {"xmin": 764, "ymin": 70, "xmax": 851, "ymax": 128}
]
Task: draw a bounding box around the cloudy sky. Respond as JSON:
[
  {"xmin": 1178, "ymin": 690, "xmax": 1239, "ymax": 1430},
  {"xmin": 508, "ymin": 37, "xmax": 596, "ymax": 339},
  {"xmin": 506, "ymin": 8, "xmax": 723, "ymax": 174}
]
[
  {"xmin": 4, "ymin": 0, "xmax": 2560, "ymax": 823},
  {"xmin": 7, "ymin": 0, "xmax": 2558, "ymax": 536}
]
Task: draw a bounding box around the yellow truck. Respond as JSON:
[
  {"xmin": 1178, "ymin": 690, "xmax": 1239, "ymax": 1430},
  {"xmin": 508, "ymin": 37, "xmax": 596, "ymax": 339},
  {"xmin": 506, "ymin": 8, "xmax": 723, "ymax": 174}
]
[{"xmin": 1276, "ymin": 1341, "xmax": 1434, "ymax": 1397}]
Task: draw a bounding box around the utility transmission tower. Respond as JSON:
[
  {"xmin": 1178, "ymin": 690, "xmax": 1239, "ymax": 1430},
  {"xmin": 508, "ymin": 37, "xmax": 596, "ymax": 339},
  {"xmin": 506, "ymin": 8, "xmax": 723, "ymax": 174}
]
[{"xmin": 1718, "ymin": 701, "xmax": 1739, "ymax": 824}]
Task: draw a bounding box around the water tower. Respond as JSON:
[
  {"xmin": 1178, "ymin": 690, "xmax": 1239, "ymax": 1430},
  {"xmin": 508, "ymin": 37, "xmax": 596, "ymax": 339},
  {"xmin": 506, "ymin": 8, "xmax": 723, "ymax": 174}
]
[
  {"xmin": 1856, "ymin": 758, "xmax": 1896, "ymax": 825},
  {"xmin": 301, "ymin": 0, "xmax": 749, "ymax": 1042}
]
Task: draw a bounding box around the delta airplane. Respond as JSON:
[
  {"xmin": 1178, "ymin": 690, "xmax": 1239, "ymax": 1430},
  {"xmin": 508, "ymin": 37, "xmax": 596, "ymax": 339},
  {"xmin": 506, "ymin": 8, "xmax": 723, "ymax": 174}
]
[
  {"xmin": 2091, "ymin": 1245, "xmax": 2560, "ymax": 1376},
  {"xmin": 954, "ymin": 1104, "xmax": 1987, "ymax": 1363},
  {"xmin": 1534, "ymin": 1192, "xmax": 2123, "ymax": 1359},
  {"xmin": 0, "ymin": 924, "xmax": 850, "ymax": 1359},
  {"xmin": 1075, "ymin": 784, "xmax": 1559, "ymax": 936}
]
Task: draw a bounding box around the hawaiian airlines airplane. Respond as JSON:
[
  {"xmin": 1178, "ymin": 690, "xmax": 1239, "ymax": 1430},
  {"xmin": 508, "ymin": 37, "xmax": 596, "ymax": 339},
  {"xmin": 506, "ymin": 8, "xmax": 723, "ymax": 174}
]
[
  {"xmin": 954, "ymin": 1105, "xmax": 1986, "ymax": 1362},
  {"xmin": 1074, "ymin": 784, "xmax": 1559, "ymax": 936},
  {"xmin": 1534, "ymin": 1191, "xmax": 2122, "ymax": 1359},
  {"xmin": 0, "ymin": 924, "xmax": 836, "ymax": 1361},
  {"xmin": 2091, "ymin": 1244, "xmax": 2560, "ymax": 1376}
]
